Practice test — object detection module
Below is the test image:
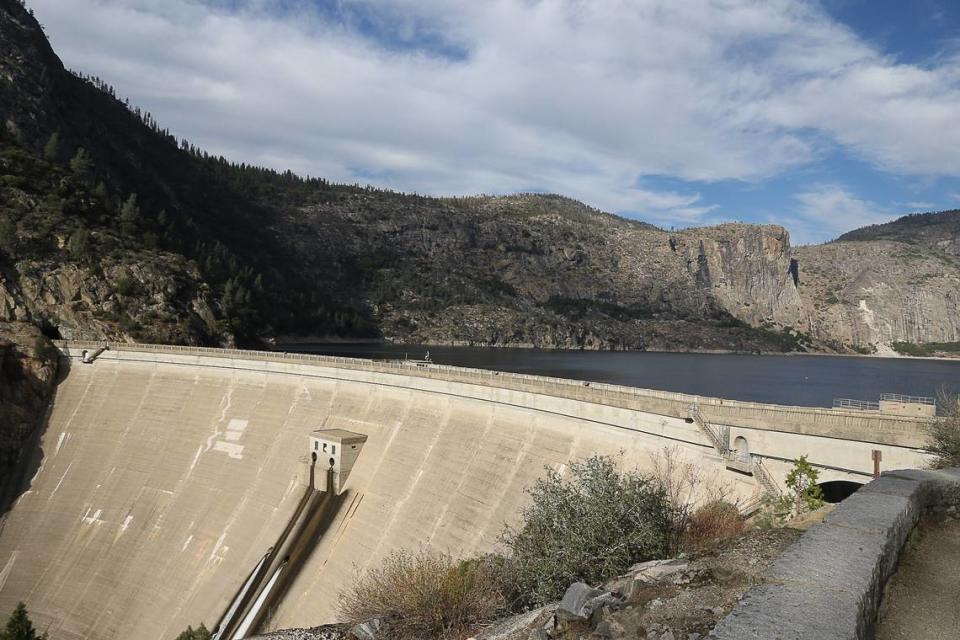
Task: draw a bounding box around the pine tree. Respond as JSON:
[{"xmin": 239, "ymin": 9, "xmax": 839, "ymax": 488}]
[
  {"xmin": 67, "ymin": 228, "xmax": 92, "ymax": 260},
  {"xmin": 119, "ymin": 193, "xmax": 140, "ymax": 235},
  {"xmin": 1, "ymin": 602, "xmax": 42, "ymax": 640},
  {"xmin": 69, "ymin": 148, "xmax": 92, "ymax": 176},
  {"xmin": 43, "ymin": 132, "xmax": 59, "ymax": 161},
  {"xmin": 174, "ymin": 623, "xmax": 211, "ymax": 640},
  {"xmin": 0, "ymin": 216, "xmax": 16, "ymax": 257},
  {"xmin": 93, "ymin": 181, "xmax": 108, "ymax": 202}
]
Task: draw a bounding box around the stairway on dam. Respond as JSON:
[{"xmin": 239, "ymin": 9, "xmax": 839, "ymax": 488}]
[{"xmin": 0, "ymin": 345, "xmax": 934, "ymax": 639}]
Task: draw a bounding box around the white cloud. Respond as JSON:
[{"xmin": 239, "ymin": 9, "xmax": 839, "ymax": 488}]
[
  {"xmin": 791, "ymin": 185, "xmax": 894, "ymax": 244},
  {"xmin": 26, "ymin": 0, "xmax": 960, "ymax": 228}
]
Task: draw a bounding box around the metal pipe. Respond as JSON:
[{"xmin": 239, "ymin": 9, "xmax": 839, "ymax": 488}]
[{"xmin": 213, "ymin": 456, "xmax": 317, "ymax": 640}]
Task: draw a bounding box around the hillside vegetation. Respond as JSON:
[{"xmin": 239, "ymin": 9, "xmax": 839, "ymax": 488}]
[{"xmin": 1, "ymin": 0, "xmax": 959, "ymax": 353}]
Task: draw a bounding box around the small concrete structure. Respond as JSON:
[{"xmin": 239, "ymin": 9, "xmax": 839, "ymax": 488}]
[
  {"xmin": 833, "ymin": 393, "xmax": 937, "ymax": 417},
  {"xmin": 309, "ymin": 429, "xmax": 368, "ymax": 494},
  {"xmin": 878, "ymin": 393, "xmax": 937, "ymax": 417}
]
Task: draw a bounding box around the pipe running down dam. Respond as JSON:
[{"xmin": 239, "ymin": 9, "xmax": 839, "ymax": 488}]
[{"xmin": 0, "ymin": 343, "xmax": 935, "ymax": 639}]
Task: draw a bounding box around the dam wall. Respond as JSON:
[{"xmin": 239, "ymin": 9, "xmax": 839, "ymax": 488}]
[{"xmin": 0, "ymin": 344, "xmax": 934, "ymax": 639}]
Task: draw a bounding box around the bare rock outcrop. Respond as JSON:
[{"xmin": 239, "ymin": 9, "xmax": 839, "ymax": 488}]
[
  {"xmin": 797, "ymin": 240, "xmax": 960, "ymax": 348},
  {"xmin": 0, "ymin": 321, "xmax": 58, "ymax": 511},
  {"xmin": 673, "ymin": 224, "xmax": 806, "ymax": 329}
]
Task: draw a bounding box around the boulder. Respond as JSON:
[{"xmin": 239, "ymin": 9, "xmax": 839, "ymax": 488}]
[
  {"xmin": 629, "ymin": 559, "xmax": 688, "ymax": 584},
  {"xmin": 347, "ymin": 618, "xmax": 382, "ymax": 640},
  {"xmin": 556, "ymin": 582, "xmax": 606, "ymax": 623}
]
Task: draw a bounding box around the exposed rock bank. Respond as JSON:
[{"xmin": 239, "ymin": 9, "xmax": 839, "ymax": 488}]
[{"xmin": 0, "ymin": 321, "xmax": 58, "ymax": 511}]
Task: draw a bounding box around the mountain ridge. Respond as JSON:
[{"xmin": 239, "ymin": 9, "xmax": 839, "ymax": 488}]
[{"xmin": 1, "ymin": 0, "xmax": 958, "ymax": 354}]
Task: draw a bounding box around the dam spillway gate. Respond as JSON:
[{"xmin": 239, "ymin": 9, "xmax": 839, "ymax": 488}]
[{"xmin": 213, "ymin": 428, "xmax": 367, "ymax": 640}]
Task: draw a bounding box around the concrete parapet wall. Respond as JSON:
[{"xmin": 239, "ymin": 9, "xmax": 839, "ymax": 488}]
[
  {"xmin": 712, "ymin": 468, "xmax": 960, "ymax": 640},
  {"xmin": 56, "ymin": 342, "xmax": 933, "ymax": 447}
]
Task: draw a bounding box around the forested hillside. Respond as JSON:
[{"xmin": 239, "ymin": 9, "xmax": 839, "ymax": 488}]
[{"xmin": 2, "ymin": 0, "xmax": 958, "ymax": 354}]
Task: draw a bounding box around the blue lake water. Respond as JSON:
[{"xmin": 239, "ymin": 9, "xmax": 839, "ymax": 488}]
[{"xmin": 278, "ymin": 344, "xmax": 960, "ymax": 410}]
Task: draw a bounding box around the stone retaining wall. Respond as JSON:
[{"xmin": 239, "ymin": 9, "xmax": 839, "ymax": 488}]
[{"xmin": 712, "ymin": 468, "xmax": 960, "ymax": 640}]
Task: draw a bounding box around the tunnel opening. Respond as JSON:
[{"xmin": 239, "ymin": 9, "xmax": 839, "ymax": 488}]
[
  {"xmin": 818, "ymin": 480, "xmax": 863, "ymax": 503},
  {"xmin": 39, "ymin": 322, "xmax": 62, "ymax": 340},
  {"xmin": 788, "ymin": 259, "xmax": 800, "ymax": 287}
]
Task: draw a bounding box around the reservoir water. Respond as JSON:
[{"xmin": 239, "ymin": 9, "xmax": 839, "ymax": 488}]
[{"xmin": 280, "ymin": 343, "xmax": 960, "ymax": 409}]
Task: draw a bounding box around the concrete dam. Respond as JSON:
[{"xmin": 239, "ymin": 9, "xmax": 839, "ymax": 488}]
[{"xmin": 0, "ymin": 343, "xmax": 935, "ymax": 639}]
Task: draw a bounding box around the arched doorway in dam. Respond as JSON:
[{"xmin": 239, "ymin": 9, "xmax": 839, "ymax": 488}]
[
  {"xmin": 732, "ymin": 436, "xmax": 749, "ymax": 462},
  {"xmin": 818, "ymin": 480, "xmax": 863, "ymax": 503}
]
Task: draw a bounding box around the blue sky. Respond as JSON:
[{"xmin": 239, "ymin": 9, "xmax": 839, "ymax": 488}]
[{"xmin": 28, "ymin": 0, "xmax": 960, "ymax": 243}]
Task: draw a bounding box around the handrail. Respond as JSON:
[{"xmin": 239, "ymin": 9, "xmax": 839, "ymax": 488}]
[
  {"xmin": 688, "ymin": 403, "xmax": 729, "ymax": 455},
  {"xmin": 752, "ymin": 456, "xmax": 782, "ymax": 496},
  {"xmin": 880, "ymin": 393, "xmax": 935, "ymax": 405},
  {"xmin": 832, "ymin": 398, "xmax": 880, "ymax": 411}
]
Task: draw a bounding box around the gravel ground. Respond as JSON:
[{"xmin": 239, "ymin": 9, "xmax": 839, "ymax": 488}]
[{"xmin": 876, "ymin": 517, "xmax": 960, "ymax": 640}]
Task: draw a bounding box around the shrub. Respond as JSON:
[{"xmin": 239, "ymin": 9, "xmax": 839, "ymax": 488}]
[
  {"xmin": 928, "ymin": 392, "xmax": 960, "ymax": 469},
  {"xmin": 173, "ymin": 624, "xmax": 210, "ymax": 640},
  {"xmin": 113, "ymin": 274, "xmax": 140, "ymax": 297},
  {"xmin": 753, "ymin": 492, "xmax": 795, "ymax": 529},
  {"xmin": 785, "ymin": 455, "xmax": 825, "ymax": 514},
  {"xmin": 499, "ymin": 455, "xmax": 671, "ymax": 607},
  {"xmin": 338, "ymin": 550, "xmax": 504, "ymax": 640},
  {"xmin": 755, "ymin": 456, "xmax": 824, "ymax": 527},
  {"xmin": 1, "ymin": 602, "xmax": 43, "ymax": 640},
  {"xmin": 682, "ymin": 501, "xmax": 745, "ymax": 553},
  {"xmin": 32, "ymin": 336, "xmax": 58, "ymax": 365},
  {"xmin": 649, "ymin": 446, "xmax": 737, "ymax": 554}
]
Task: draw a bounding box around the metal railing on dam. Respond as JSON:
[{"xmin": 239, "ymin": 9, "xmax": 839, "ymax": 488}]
[{"xmin": 56, "ymin": 340, "xmax": 934, "ymax": 448}]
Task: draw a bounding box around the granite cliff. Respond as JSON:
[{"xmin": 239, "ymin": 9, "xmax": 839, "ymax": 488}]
[
  {"xmin": 798, "ymin": 212, "xmax": 960, "ymax": 350},
  {"xmin": 0, "ymin": 322, "xmax": 57, "ymax": 512},
  {"xmin": 0, "ymin": 0, "xmax": 957, "ymax": 355}
]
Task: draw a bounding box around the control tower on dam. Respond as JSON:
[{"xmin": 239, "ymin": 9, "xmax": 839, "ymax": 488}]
[{"xmin": 0, "ymin": 343, "xmax": 934, "ymax": 639}]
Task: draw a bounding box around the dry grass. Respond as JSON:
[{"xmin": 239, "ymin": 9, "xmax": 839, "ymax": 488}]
[
  {"xmin": 338, "ymin": 550, "xmax": 505, "ymax": 640},
  {"xmin": 649, "ymin": 447, "xmax": 738, "ymax": 553},
  {"xmin": 682, "ymin": 501, "xmax": 746, "ymax": 553}
]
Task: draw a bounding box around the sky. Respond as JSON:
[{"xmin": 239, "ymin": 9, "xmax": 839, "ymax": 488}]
[{"xmin": 27, "ymin": 0, "xmax": 960, "ymax": 244}]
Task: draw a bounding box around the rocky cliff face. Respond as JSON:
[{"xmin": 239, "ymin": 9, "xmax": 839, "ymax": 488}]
[
  {"xmin": 671, "ymin": 224, "xmax": 805, "ymax": 329},
  {"xmin": 0, "ymin": 0, "xmax": 955, "ymax": 354},
  {"xmin": 797, "ymin": 237, "xmax": 960, "ymax": 348},
  {"xmin": 0, "ymin": 255, "xmax": 218, "ymax": 343},
  {"xmin": 0, "ymin": 322, "xmax": 57, "ymax": 511},
  {"xmin": 278, "ymin": 193, "xmax": 809, "ymax": 351}
]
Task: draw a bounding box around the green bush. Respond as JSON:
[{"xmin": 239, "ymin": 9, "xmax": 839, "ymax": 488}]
[
  {"xmin": 785, "ymin": 455, "xmax": 825, "ymax": 513},
  {"xmin": 1, "ymin": 602, "xmax": 43, "ymax": 640},
  {"xmin": 338, "ymin": 550, "xmax": 504, "ymax": 640},
  {"xmin": 173, "ymin": 623, "xmax": 210, "ymax": 640},
  {"xmin": 113, "ymin": 275, "xmax": 140, "ymax": 297},
  {"xmin": 755, "ymin": 456, "xmax": 824, "ymax": 527},
  {"xmin": 499, "ymin": 455, "xmax": 671, "ymax": 607}
]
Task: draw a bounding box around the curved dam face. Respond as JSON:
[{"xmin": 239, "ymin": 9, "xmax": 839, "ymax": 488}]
[{"xmin": 0, "ymin": 345, "xmax": 932, "ymax": 639}]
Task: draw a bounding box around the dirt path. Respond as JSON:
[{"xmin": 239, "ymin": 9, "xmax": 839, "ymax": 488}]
[{"xmin": 876, "ymin": 518, "xmax": 960, "ymax": 640}]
